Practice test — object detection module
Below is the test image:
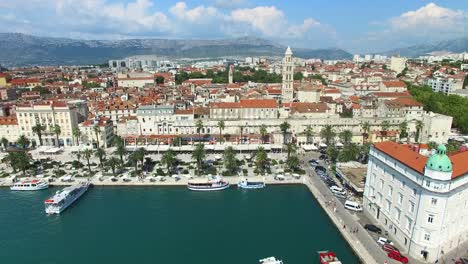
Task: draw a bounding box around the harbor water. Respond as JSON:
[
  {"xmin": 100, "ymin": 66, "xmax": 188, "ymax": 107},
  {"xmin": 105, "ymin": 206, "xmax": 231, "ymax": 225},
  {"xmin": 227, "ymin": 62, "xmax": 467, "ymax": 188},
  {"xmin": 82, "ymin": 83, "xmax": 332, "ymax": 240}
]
[{"xmin": 0, "ymin": 185, "xmax": 359, "ymax": 264}]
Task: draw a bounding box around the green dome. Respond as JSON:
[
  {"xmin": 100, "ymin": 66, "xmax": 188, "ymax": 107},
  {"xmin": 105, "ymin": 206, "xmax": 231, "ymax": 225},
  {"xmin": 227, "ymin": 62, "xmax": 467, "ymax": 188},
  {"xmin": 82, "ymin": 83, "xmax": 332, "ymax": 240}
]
[{"xmin": 426, "ymin": 144, "xmax": 452, "ymax": 172}]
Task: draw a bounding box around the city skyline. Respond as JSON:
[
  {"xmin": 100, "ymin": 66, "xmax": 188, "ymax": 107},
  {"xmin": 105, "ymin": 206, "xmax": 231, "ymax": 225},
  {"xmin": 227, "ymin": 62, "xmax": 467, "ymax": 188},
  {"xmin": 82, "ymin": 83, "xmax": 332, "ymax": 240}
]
[{"xmin": 0, "ymin": 0, "xmax": 467, "ymax": 53}]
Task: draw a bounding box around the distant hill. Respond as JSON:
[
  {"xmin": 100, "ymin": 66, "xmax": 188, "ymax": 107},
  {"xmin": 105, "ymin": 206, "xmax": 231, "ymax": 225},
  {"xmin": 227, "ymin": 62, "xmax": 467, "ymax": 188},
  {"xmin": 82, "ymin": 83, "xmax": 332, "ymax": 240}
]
[
  {"xmin": 382, "ymin": 38, "xmax": 468, "ymax": 58},
  {"xmin": 0, "ymin": 33, "xmax": 352, "ymax": 66}
]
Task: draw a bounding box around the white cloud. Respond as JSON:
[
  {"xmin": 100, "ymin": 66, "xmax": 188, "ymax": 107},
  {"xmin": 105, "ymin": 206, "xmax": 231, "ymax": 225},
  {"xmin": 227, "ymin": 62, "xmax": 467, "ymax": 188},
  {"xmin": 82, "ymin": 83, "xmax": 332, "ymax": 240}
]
[
  {"xmin": 357, "ymin": 3, "xmax": 468, "ymax": 52},
  {"xmin": 228, "ymin": 6, "xmax": 286, "ymax": 37},
  {"xmin": 213, "ymin": 0, "xmax": 248, "ymax": 9},
  {"xmin": 170, "ymin": 2, "xmax": 221, "ymax": 24}
]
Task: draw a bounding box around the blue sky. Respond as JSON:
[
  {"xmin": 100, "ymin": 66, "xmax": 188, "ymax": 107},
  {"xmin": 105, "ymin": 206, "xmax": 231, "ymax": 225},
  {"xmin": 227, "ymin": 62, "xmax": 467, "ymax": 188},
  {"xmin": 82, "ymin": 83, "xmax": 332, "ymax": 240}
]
[{"xmin": 0, "ymin": 0, "xmax": 467, "ymax": 52}]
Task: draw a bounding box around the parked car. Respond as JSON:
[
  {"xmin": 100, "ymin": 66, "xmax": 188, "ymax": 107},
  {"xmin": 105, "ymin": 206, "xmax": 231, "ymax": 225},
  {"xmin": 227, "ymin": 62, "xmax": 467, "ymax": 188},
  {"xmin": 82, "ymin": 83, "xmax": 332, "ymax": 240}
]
[
  {"xmin": 377, "ymin": 237, "xmax": 394, "ymax": 246},
  {"xmin": 382, "ymin": 243, "xmax": 400, "ymax": 254},
  {"xmin": 344, "ymin": 200, "xmax": 363, "ymax": 212},
  {"xmin": 387, "ymin": 251, "xmax": 409, "ymax": 263},
  {"xmin": 364, "ymin": 224, "xmax": 382, "ymax": 234},
  {"xmin": 315, "ymin": 166, "xmax": 327, "ymax": 173},
  {"xmin": 309, "ymin": 159, "xmax": 319, "ymax": 166},
  {"xmin": 319, "ymin": 154, "xmax": 327, "ymax": 160},
  {"xmin": 455, "ymin": 257, "xmax": 468, "ymax": 264}
]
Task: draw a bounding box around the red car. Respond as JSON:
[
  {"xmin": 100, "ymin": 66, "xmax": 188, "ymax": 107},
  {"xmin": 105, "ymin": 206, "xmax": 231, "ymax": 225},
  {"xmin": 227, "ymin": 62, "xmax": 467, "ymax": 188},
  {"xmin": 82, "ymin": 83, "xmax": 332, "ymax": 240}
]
[
  {"xmin": 388, "ymin": 251, "xmax": 409, "ymax": 263},
  {"xmin": 382, "ymin": 244, "xmax": 400, "ymax": 254}
]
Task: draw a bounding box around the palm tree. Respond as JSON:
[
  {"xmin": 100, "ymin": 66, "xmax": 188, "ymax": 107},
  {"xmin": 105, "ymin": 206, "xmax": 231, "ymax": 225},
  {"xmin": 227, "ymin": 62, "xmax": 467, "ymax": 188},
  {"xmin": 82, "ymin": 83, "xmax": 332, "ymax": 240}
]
[
  {"xmin": 286, "ymin": 142, "xmax": 297, "ymax": 159},
  {"xmin": 5, "ymin": 152, "xmax": 19, "ymax": 173},
  {"xmin": 53, "ymin": 124, "xmax": 61, "ymax": 147},
  {"xmin": 16, "ymin": 135, "xmax": 30, "ymax": 149},
  {"xmin": 305, "ymin": 125, "xmax": 314, "ymax": 144},
  {"xmin": 82, "ymin": 149, "xmax": 93, "ymax": 173},
  {"xmin": 192, "ymin": 143, "xmax": 206, "ymax": 175},
  {"xmin": 129, "ymin": 152, "xmax": 140, "ymax": 174},
  {"xmin": 72, "ymin": 128, "xmax": 82, "ymax": 146},
  {"xmin": 361, "ymin": 121, "xmax": 370, "ymax": 144},
  {"xmin": 161, "ymin": 149, "xmax": 177, "ymax": 175},
  {"xmin": 93, "ymin": 124, "xmax": 101, "ymax": 148},
  {"xmin": 279, "ymin": 121, "xmax": 291, "ymax": 144},
  {"xmin": 320, "ymin": 125, "xmax": 335, "ymax": 146},
  {"xmin": 106, "ymin": 156, "xmax": 120, "ymax": 176},
  {"xmin": 255, "ymin": 146, "xmax": 268, "ymax": 175},
  {"xmin": 259, "ymin": 124, "xmax": 268, "ymax": 144},
  {"xmin": 381, "ymin": 121, "xmax": 390, "ymax": 140},
  {"xmin": 94, "ymin": 147, "xmax": 106, "ymax": 168},
  {"xmin": 32, "ymin": 124, "xmax": 45, "ymax": 146},
  {"xmin": 73, "ymin": 151, "xmax": 82, "ymax": 162},
  {"xmin": 196, "ymin": 119, "xmax": 204, "ymax": 142},
  {"xmin": 339, "ymin": 130, "xmax": 353, "ymax": 146},
  {"xmin": 217, "ymin": 120, "xmax": 225, "ymax": 143},
  {"xmin": 1, "ymin": 137, "xmax": 9, "ymax": 151},
  {"xmin": 114, "ymin": 144, "xmax": 127, "ymax": 164},
  {"xmin": 286, "ymin": 155, "xmax": 300, "ymax": 172},
  {"xmin": 134, "ymin": 148, "xmax": 147, "ymax": 172},
  {"xmin": 15, "ymin": 151, "xmax": 30, "ymax": 176},
  {"xmin": 239, "ymin": 125, "xmax": 245, "ymax": 144},
  {"xmin": 399, "ymin": 121, "xmax": 408, "ymax": 139},
  {"xmin": 223, "ymin": 146, "xmax": 237, "ymax": 175},
  {"xmin": 415, "ymin": 120, "xmax": 423, "ymax": 143}
]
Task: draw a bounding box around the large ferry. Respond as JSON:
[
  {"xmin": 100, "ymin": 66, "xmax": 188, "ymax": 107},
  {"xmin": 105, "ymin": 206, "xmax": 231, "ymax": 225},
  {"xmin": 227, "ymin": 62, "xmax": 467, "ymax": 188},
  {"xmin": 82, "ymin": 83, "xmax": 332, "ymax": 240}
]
[
  {"xmin": 44, "ymin": 181, "xmax": 90, "ymax": 214},
  {"xmin": 10, "ymin": 179, "xmax": 49, "ymax": 191},
  {"xmin": 237, "ymin": 179, "xmax": 265, "ymax": 189},
  {"xmin": 187, "ymin": 176, "xmax": 230, "ymax": 191},
  {"xmin": 259, "ymin": 257, "xmax": 283, "ymax": 264},
  {"xmin": 318, "ymin": 251, "xmax": 342, "ymax": 264}
]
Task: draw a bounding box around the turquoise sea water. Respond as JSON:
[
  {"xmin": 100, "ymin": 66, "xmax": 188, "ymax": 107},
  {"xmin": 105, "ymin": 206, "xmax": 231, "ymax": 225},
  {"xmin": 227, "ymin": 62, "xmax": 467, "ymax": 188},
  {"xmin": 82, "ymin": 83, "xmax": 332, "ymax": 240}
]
[{"xmin": 0, "ymin": 185, "xmax": 359, "ymax": 264}]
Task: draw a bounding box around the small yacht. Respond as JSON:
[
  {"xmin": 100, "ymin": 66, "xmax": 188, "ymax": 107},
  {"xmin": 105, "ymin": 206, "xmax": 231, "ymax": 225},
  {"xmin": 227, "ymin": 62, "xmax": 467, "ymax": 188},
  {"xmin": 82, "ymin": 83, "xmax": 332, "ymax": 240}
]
[
  {"xmin": 187, "ymin": 176, "xmax": 229, "ymax": 191},
  {"xmin": 259, "ymin": 257, "xmax": 283, "ymax": 264},
  {"xmin": 237, "ymin": 179, "xmax": 265, "ymax": 189},
  {"xmin": 10, "ymin": 179, "xmax": 49, "ymax": 191},
  {"xmin": 318, "ymin": 251, "xmax": 342, "ymax": 264},
  {"xmin": 44, "ymin": 181, "xmax": 90, "ymax": 214}
]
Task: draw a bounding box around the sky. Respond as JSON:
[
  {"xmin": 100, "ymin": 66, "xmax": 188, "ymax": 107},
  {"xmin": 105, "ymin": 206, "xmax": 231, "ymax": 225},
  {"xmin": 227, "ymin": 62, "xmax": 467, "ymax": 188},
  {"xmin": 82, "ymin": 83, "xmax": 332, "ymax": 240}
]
[{"xmin": 0, "ymin": 0, "xmax": 467, "ymax": 53}]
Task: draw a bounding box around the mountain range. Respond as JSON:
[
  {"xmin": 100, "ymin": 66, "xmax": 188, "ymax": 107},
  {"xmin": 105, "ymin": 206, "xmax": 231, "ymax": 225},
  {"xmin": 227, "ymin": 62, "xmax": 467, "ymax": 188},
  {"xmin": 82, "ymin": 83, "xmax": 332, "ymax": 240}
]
[
  {"xmin": 0, "ymin": 33, "xmax": 352, "ymax": 66},
  {"xmin": 382, "ymin": 38, "xmax": 468, "ymax": 57}
]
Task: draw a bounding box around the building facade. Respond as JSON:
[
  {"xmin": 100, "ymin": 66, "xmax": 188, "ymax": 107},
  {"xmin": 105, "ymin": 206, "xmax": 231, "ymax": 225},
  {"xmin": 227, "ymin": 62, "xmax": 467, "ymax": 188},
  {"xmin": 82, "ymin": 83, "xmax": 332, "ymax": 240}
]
[{"xmin": 364, "ymin": 142, "xmax": 468, "ymax": 263}]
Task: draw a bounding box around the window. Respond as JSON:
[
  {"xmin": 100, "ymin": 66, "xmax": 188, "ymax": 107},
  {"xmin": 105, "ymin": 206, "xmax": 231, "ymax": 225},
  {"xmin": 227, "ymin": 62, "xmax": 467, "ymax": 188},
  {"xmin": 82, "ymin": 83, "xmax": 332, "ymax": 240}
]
[
  {"xmin": 386, "ymin": 200, "xmax": 391, "ymax": 212},
  {"xmin": 388, "ymin": 186, "xmax": 393, "ymax": 197},
  {"xmin": 426, "ymin": 180, "xmax": 430, "ymax": 187},
  {"xmin": 398, "ymin": 193, "xmax": 403, "ymax": 204},
  {"xmin": 413, "ymin": 188, "xmax": 417, "ymax": 196},
  {"xmin": 431, "ymin": 198, "xmax": 437, "ymax": 206},
  {"xmin": 428, "ymin": 214, "xmax": 434, "ymax": 223},
  {"xmin": 405, "ymin": 217, "xmax": 412, "ymax": 230},
  {"xmin": 380, "ymin": 179, "xmax": 384, "ymax": 189},
  {"xmin": 395, "ymin": 208, "xmax": 401, "ymax": 222},
  {"xmin": 409, "ymin": 202, "xmax": 415, "ymax": 213},
  {"xmin": 424, "ymin": 233, "xmax": 431, "ymax": 241}
]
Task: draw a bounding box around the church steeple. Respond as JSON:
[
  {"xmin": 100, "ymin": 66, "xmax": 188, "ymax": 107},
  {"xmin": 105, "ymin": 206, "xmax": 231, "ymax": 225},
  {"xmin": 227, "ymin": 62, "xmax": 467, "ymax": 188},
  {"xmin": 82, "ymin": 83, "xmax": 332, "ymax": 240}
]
[{"xmin": 282, "ymin": 46, "xmax": 294, "ymax": 102}]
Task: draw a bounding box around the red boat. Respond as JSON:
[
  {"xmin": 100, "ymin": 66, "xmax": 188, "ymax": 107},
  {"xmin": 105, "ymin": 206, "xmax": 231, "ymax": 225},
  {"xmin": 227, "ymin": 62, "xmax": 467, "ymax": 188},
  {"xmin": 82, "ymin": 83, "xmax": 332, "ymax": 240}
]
[{"xmin": 318, "ymin": 251, "xmax": 342, "ymax": 264}]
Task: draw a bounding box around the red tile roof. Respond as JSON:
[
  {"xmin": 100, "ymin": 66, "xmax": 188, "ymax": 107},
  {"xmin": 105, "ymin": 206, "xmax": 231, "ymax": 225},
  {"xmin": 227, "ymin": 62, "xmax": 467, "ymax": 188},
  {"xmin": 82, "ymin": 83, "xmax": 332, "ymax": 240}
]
[
  {"xmin": 0, "ymin": 116, "xmax": 18, "ymax": 125},
  {"xmin": 239, "ymin": 99, "xmax": 278, "ymax": 108},
  {"xmin": 374, "ymin": 142, "xmax": 468, "ymax": 179},
  {"xmin": 382, "ymin": 81, "xmax": 406, "ymax": 88}
]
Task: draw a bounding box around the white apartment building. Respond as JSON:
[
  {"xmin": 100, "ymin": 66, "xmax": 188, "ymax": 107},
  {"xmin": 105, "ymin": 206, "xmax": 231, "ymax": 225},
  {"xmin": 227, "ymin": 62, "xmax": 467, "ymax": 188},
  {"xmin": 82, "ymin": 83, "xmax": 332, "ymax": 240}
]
[
  {"xmin": 390, "ymin": 56, "xmax": 407, "ymax": 74},
  {"xmin": 117, "ymin": 72, "xmax": 155, "ymax": 88},
  {"xmin": 420, "ymin": 112, "xmax": 453, "ymax": 144},
  {"xmin": 0, "ymin": 116, "xmax": 19, "ymax": 144},
  {"xmin": 78, "ymin": 116, "xmax": 114, "ymax": 148},
  {"xmin": 364, "ymin": 142, "xmax": 468, "ymax": 263},
  {"xmin": 16, "ymin": 101, "xmax": 88, "ymax": 147},
  {"xmin": 137, "ymin": 105, "xmax": 195, "ymax": 136},
  {"xmin": 426, "ymin": 77, "xmax": 464, "ymax": 95}
]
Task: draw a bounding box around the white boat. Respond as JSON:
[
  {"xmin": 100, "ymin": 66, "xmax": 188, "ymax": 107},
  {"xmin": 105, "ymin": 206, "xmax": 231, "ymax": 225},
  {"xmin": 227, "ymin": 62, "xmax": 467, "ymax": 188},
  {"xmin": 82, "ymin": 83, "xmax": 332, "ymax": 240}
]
[
  {"xmin": 10, "ymin": 179, "xmax": 49, "ymax": 191},
  {"xmin": 44, "ymin": 181, "xmax": 90, "ymax": 214},
  {"xmin": 187, "ymin": 176, "xmax": 230, "ymax": 191},
  {"xmin": 237, "ymin": 179, "xmax": 265, "ymax": 189},
  {"xmin": 259, "ymin": 257, "xmax": 283, "ymax": 264}
]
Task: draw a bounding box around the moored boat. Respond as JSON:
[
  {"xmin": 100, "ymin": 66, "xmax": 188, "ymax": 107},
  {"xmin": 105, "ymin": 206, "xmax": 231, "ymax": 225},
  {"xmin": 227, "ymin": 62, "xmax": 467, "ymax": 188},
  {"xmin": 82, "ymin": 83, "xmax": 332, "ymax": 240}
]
[
  {"xmin": 44, "ymin": 181, "xmax": 90, "ymax": 214},
  {"xmin": 318, "ymin": 251, "xmax": 342, "ymax": 264},
  {"xmin": 259, "ymin": 256, "xmax": 283, "ymax": 264},
  {"xmin": 187, "ymin": 176, "xmax": 229, "ymax": 191},
  {"xmin": 238, "ymin": 179, "xmax": 265, "ymax": 189},
  {"xmin": 10, "ymin": 179, "xmax": 49, "ymax": 191}
]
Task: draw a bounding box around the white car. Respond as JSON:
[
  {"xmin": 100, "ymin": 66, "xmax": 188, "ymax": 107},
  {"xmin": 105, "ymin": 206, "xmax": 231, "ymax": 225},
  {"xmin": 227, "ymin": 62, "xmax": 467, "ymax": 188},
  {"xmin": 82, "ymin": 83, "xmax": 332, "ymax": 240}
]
[
  {"xmin": 377, "ymin": 237, "xmax": 394, "ymax": 246},
  {"xmin": 330, "ymin": 186, "xmax": 347, "ymax": 197}
]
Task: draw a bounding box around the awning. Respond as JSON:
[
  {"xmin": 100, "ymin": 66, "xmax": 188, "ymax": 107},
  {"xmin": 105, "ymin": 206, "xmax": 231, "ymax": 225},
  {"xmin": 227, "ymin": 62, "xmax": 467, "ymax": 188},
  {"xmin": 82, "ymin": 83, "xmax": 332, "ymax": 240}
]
[
  {"xmin": 319, "ymin": 143, "xmax": 328, "ymax": 148},
  {"xmin": 302, "ymin": 144, "xmax": 318, "ymax": 151}
]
